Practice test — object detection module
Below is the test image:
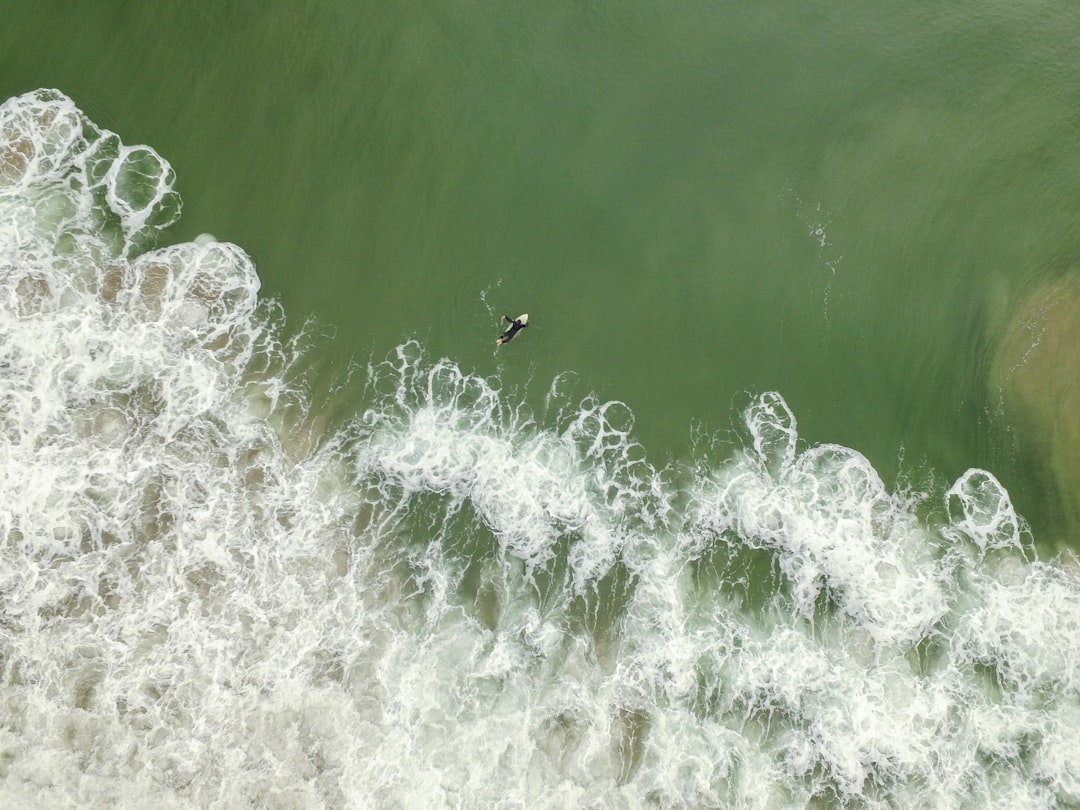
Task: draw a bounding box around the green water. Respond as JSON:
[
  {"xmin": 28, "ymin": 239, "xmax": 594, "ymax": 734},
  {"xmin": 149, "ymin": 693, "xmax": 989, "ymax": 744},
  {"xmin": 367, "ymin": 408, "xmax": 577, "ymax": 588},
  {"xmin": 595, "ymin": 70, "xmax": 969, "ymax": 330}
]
[{"xmin": 7, "ymin": 0, "xmax": 1080, "ymax": 542}]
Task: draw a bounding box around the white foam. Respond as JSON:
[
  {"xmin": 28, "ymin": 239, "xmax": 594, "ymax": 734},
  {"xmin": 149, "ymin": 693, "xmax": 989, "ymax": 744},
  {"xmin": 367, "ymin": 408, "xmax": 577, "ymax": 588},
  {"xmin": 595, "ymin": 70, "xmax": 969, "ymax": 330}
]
[{"xmin": 2, "ymin": 89, "xmax": 1080, "ymax": 809}]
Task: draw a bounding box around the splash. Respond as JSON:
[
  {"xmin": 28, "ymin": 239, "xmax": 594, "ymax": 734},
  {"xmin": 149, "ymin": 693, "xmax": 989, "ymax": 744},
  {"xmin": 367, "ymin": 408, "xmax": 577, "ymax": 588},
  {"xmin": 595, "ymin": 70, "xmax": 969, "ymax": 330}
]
[{"xmin": 2, "ymin": 89, "xmax": 1079, "ymax": 809}]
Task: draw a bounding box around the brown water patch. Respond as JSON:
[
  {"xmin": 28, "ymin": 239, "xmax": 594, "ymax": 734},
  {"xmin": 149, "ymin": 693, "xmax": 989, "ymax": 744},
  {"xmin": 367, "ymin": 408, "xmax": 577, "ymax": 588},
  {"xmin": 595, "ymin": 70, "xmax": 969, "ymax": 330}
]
[{"xmin": 992, "ymin": 275, "xmax": 1080, "ymax": 541}]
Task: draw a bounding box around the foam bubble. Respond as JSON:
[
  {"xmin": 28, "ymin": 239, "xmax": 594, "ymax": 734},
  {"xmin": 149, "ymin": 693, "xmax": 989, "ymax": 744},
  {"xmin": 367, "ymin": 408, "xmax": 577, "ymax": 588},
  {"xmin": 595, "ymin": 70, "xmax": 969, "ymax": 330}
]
[
  {"xmin": 945, "ymin": 468, "xmax": 1027, "ymax": 556},
  {"xmin": 0, "ymin": 88, "xmax": 179, "ymax": 259}
]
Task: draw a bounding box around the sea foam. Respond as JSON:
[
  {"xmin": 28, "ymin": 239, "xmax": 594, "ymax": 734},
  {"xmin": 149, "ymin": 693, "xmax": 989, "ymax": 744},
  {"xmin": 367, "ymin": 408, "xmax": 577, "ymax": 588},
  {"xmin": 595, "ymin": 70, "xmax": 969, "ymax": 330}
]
[{"xmin": 2, "ymin": 89, "xmax": 1079, "ymax": 809}]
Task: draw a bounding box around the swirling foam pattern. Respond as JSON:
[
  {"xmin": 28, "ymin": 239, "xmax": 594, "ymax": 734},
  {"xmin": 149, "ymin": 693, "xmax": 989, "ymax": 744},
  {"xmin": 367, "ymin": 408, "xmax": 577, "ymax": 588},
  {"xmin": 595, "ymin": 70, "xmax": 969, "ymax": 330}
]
[{"xmin": 1, "ymin": 89, "xmax": 1079, "ymax": 809}]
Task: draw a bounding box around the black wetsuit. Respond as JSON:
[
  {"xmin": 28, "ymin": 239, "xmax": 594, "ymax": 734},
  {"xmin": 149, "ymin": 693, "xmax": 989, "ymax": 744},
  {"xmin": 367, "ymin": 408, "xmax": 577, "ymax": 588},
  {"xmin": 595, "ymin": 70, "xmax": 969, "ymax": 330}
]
[{"xmin": 497, "ymin": 315, "xmax": 527, "ymax": 344}]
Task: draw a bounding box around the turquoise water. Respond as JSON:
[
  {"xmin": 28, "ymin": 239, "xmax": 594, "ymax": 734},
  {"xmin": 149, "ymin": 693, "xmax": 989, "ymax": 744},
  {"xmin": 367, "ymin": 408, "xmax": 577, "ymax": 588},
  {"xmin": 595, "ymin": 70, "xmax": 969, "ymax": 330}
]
[{"xmin": 2, "ymin": 3, "xmax": 1080, "ymax": 807}]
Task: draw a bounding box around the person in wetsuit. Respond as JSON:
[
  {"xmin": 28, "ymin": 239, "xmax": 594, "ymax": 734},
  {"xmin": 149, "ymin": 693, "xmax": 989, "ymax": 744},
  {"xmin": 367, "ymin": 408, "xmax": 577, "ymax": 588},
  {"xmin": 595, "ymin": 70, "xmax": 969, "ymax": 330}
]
[{"xmin": 496, "ymin": 313, "xmax": 529, "ymax": 345}]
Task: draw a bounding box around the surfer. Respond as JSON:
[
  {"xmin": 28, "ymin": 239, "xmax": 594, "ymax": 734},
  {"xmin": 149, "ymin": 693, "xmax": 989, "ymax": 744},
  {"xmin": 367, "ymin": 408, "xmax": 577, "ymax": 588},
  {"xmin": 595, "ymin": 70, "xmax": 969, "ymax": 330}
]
[{"xmin": 496, "ymin": 313, "xmax": 529, "ymax": 345}]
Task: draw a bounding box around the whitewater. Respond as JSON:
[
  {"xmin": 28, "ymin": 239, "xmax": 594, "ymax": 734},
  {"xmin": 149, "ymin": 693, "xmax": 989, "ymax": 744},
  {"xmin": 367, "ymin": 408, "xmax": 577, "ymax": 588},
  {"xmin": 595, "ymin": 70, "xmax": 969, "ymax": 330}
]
[{"xmin": 1, "ymin": 89, "xmax": 1079, "ymax": 809}]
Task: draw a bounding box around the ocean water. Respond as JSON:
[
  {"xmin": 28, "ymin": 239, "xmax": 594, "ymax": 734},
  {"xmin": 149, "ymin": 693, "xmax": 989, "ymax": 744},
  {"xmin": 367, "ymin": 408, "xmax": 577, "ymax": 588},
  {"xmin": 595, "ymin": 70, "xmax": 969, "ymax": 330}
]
[{"xmin": 2, "ymin": 3, "xmax": 1080, "ymax": 809}]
